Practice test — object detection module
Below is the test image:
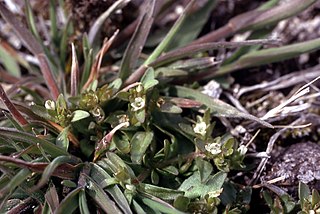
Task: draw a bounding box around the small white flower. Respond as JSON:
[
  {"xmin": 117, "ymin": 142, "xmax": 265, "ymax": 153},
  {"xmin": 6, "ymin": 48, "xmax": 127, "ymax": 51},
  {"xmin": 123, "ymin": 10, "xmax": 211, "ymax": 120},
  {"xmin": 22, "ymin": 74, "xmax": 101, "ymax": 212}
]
[
  {"xmin": 205, "ymin": 142, "xmax": 221, "ymax": 155},
  {"xmin": 125, "ymin": 184, "xmax": 136, "ymax": 192},
  {"xmin": 131, "ymin": 97, "xmax": 145, "ymax": 111},
  {"xmin": 208, "ymin": 188, "xmax": 223, "ymax": 198},
  {"xmin": 309, "ymin": 210, "xmax": 315, "ymax": 214},
  {"xmin": 193, "ymin": 121, "xmax": 207, "ymax": 136},
  {"xmin": 45, "ymin": 100, "xmax": 56, "ymax": 110},
  {"xmin": 237, "ymin": 145, "xmax": 248, "ymax": 156}
]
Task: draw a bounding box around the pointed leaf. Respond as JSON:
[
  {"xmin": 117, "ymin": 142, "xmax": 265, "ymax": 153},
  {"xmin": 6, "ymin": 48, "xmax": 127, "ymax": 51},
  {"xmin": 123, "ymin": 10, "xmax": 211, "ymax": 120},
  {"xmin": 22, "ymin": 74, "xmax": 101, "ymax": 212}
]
[
  {"xmin": 144, "ymin": 0, "xmax": 196, "ymax": 65},
  {"xmin": 88, "ymin": 0, "xmax": 130, "ymax": 46},
  {"xmin": 0, "ymin": 128, "xmax": 69, "ymax": 157},
  {"xmin": 179, "ymin": 171, "xmax": 227, "ymax": 199},
  {"xmin": 54, "ymin": 187, "xmax": 81, "ymax": 214},
  {"xmin": 131, "ymin": 131, "xmax": 154, "ymax": 164},
  {"xmin": 71, "ymin": 110, "xmax": 90, "ymax": 122},
  {"xmin": 84, "ymin": 174, "xmax": 123, "ymax": 214},
  {"xmin": 119, "ymin": 0, "xmax": 155, "ymax": 80},
  {"xmin": 139, "ymin": 183, "xmax": 184, "ymax": 200},
  {"xmin": 170, "ymin": 86, "xmax": 273, "ymax": 128},
  {"xmin": 217, "ymin": 37, "xmax": 320, "ymax": 76},
  {"xmin": 167, "ymin": 0, "xmax": 217, "ymax": 50}
]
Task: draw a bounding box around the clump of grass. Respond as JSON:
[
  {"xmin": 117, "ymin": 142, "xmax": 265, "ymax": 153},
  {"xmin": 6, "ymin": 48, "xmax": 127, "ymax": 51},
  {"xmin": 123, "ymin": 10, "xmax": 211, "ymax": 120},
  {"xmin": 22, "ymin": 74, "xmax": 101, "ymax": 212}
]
[{"xmin": 0, "ymin": 0, "xmax": 319, "ymax": 213}]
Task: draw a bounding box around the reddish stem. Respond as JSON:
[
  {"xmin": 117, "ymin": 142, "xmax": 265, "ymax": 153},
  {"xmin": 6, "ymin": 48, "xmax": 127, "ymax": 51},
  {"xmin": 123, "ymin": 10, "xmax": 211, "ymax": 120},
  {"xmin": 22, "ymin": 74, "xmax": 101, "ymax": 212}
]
[{"xmin": 0, "ymin": 84, "xmax": 29, "ymax": 126}]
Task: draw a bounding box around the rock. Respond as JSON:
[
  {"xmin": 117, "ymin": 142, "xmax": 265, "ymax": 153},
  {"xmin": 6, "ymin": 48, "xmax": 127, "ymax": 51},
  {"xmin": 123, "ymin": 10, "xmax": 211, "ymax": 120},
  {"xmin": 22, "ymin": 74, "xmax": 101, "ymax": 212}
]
[{"xmin": 265, "ymin": 142, "xmax": 320, "ymax": 193}]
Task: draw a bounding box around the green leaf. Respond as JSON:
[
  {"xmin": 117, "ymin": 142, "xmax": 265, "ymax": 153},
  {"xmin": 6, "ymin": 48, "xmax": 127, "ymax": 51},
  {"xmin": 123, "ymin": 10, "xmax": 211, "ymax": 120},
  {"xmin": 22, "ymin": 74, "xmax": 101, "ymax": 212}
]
[
  {"xmin": 0, "ymin": 44, "xmax": 20, "ymax": 77},
  {"xmin": 167, "ymin": 0, "xmax": 217, "ymax": 50},
  {"xmin": 0, "ymin": 128, "xmax": 69, "ymax": 157},
  {"xmin": 0, "ymin": 168, "xmax": 31, "ymax": 197},
  {"xmin": 170, "ymin": 86, "xmax": 273, "ymax": 128},
  {"xmin": 173, "ymin": 195, "xmax": 190, "ymax": 212},
  {"xmin": 132, "ymin": 199, "xmax": 147, "ymax": 214},
  {"xmin": 71, "ymin": 110, "xmax": 90, "ymax": 122},
  {"xmin": 144, "ymin": 0, "xmax": 196, "ymax": 65},
  {"xmin": 217, "ymin": 37, "xmax": 320, "ymax": 76},
  {"xmin": 45, "ymin": 184, "xmax": 59, "ymax": 213},
  {"xmin": 195, "ymin": 157, "xmax": 213, "ymax": 183},
  {"xmin": 179, "ymin": 171, "xmax": 227, "ymax": 199},
  {"xmin": 112, "ymin": 133, "xmax": 130, "ymax": 154},
  {"xmin": 311, "ymin": 189, "xmax": 320, "ymax": 208},
  {"xmin": 131, "ymin": 131, "xmax": 154, "ymax": 164},
  {"xmin": 139, "ymin": 183, "xmax": 184, "ymax": 201},
  {"xmin": 55, "ymin": 127, "xmax": 69, "ymax": 151},
  {"xmin": 299, "ymin": 182, "xmax": 310, "ymax": 205},
  {"xmin": 84, "ymin": 174, "xmax": 123, "ymax": 214},
  {"xmin": 90, "ymin": 163, "xmax": 132, "ymax": 214},
  {"xmin": 119, "ymin": 0, "xmax": 155, "ymax": 80},
  {"xmin": 141, "ymin": 67, "xmax": 159, "ymax": 90},
  {"xmin": 79, "ymin": 190, "xmax": 90, "ymax": 214},
  {"xmin": 140, "ymin": 194, "xmax": 185, "ymax": 214},
  {"xmin": 36, "ymin": 156, "xmax": 79, "ymax": 189},
  {"xmin": 54, "ymin": 187, "xmax": 81, "ymax": 214}
]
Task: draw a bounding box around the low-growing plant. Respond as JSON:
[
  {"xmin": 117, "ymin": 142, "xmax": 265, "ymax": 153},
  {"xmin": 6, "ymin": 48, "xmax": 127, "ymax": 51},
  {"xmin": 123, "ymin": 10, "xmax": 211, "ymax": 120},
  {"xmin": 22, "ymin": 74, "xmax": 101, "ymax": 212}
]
[{"xmin": 0, "ymin": 0, "xmax": 319, "ymax": 213}]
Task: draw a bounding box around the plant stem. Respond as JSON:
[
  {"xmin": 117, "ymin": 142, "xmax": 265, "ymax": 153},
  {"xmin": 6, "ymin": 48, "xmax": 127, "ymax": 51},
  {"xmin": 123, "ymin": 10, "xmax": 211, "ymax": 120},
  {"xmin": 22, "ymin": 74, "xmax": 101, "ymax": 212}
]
[{"xmin": 0, "ymin": 84, "xmax": 29, "ymax": 126}]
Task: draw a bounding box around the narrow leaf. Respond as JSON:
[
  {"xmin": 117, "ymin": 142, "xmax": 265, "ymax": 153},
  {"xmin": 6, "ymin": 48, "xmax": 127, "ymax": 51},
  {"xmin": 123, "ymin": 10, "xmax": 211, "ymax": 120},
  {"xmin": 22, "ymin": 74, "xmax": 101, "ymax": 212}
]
[
  {"xmin": 90, "ymin": 163, "xmax": 132, "ymax": 214},
  {"xmin": 79, "ymin": 190, "xmax": 90, "ymax": 214},
  {"xmin": 0, "ymin": 84, "xmax": 29, "ymax": 126},
  {"xmin": 119, "ymin": 0, "xmax": 155, "ymax": 80},
  {"xmin": 0, "ymin": 127, "xmax": 69, "ymax": 157},
  {"xmin": 144, "ymin": 0, "xmax": 196, "ymax": 65},
  {"xmin": 0, "ymin": 44, "xmax": 20, "ymax": 77},
  {"xmin": 217, "ymin": 37, "xmax": 320, "ymax": 76},
  {"xmin": 54, "ymin": 187, "xmax": 81, "ymax": 214},
  {"xmin": 88, "ymin": 0, "xmax": 130, "ymax": 46},
  {"xmin": 70, "ymin": 43, "xmax": 79, "ymax": 96},
  {"xmin": 167, "ymin": 0, "xmax": 217, "ymax": 50},
  {"xmin": 140, "ymin": 193, "xmax": 185, "ymax": 214},
  {"xmin": 170, "ymin": 86, "xmax": 273, "ymax": 128},
  {"xmin": 85, "ymin": 174, "xmax": 123, "ymax": 214},
  {"xmin": 35, "ymin": 156, "xmax": 80, "ymax": 190},
  {"xmin": 45, "ymin": 184, "xmax": 60, "ymax": 213},
  {"xmin": 138, "ymin": 183, "xmax": 184, "ymax": 200}
]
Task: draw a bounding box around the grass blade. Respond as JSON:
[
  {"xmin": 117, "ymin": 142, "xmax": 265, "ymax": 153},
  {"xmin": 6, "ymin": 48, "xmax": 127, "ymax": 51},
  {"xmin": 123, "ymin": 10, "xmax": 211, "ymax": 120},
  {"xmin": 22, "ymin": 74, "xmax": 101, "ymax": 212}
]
[
  {"xmin": 191, "ymin": 0, "xmax": 316, "ymax": 44},
  {"xmin": 216, "ymin": 37, "xmax": 320, "ymax": 76},
  {"xmin": 70, "ymin": 43, "xmax": 79, "ymax": 96},
  {"xmin": 84, "ymin": 174, "xmax": 123, "ymax": 213},
  {"xmin": 88, "ymin": 0, "xmax": 130, "ymax": 47},
  {"xmin": 82, "ymin": 31, "xmax": 118, "ymax": 91},
  {"xmin": 0, "ymin": 4, "xmax": 60, "ymax": 99},
  {"xmin": 0, "ymin": 127, "xmax": 69, "ymax": 157},
  {"xmin": 119, "ymin": 0, "xmax": 155, "ymax": 81},
  {"xmin": 167, "ymin": 0, "xmax": 217, "ymax": 50},
  {"xmin": 34, "ymin": 156, "xmax": 79, "ymax": 190},
  {"xmin": 144, "ymin": 0, "xmax": 196, "ymax": 65},
  {"xmin": 54, "ymin": 187, "xmax": 81, "ymax": 214},
  {"xmin": 169, "ymin": 86, "xmax": 273, "ymax": 128},
  {"xmin": 0, "ymin": 44, "xmax": 20, "ymax": 77},
  {"xmin": 0, "ymin": 169, "xmax": 31, "ymax": 198}
]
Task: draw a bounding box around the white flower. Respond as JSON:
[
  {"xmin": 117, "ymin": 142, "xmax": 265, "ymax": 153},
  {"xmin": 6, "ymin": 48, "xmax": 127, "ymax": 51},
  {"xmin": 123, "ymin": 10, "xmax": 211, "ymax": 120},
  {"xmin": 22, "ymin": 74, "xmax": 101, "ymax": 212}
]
[
  {"xmin": 237, "ymin": 145, "xmax": 248, "ymax": 155},
  {"xmin": 131, "ymin": 97, "xmax": 145, "ymax": 111},
  {"xmin": 205, "ymin": 142, "xmax": 221, "ymax": 155},
  {"xmin": 45, "ymin": 100, "xmax": 56, "ymax": 110},
  {"xmin": 208, "ymin": 188, "xmax": 223, "ymax": 198},
  {"xmin": 193, "ymin": 121, "xmax": 207, "ymax": 136}
]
